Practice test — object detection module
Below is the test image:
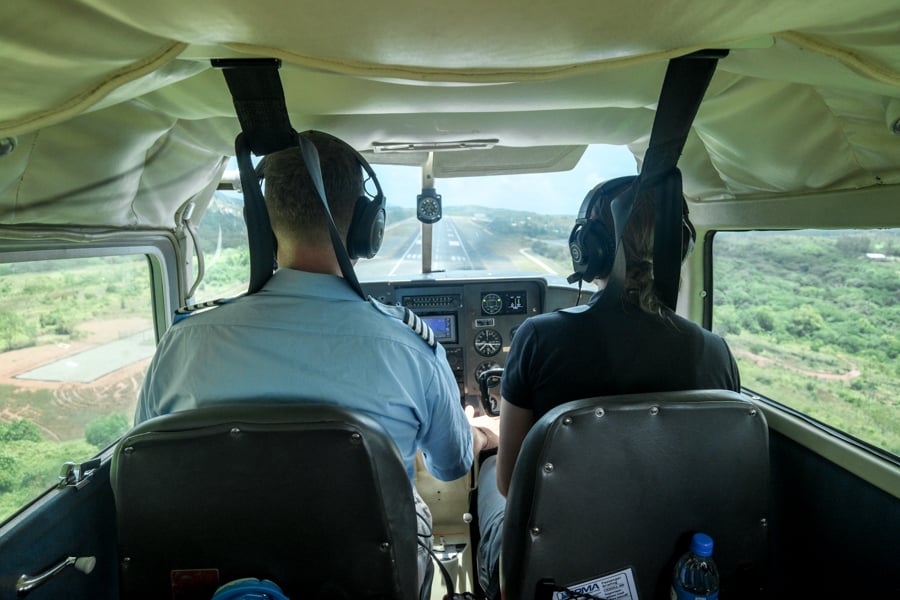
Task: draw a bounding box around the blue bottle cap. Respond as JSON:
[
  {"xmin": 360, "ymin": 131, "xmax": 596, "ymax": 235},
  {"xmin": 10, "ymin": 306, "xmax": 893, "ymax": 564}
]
[
  {"xmin": 690, "ymin": 532, "xmax": 714, "ymax": 557},
  {"xmin": 212, "ymin": 578, "xmax": 290, "ymax": 600}
]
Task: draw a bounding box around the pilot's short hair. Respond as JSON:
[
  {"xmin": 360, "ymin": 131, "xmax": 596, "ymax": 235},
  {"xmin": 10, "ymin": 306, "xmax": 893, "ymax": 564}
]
[{"xmin": 263, "ymin": 132, "xmax": 364, "ymax": 243}]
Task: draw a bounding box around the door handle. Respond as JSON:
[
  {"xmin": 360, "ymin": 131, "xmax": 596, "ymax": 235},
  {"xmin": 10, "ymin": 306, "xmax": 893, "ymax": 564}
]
[{"xmin": 16, "ymin": 556, "xmax": 95, "ymax": 597}]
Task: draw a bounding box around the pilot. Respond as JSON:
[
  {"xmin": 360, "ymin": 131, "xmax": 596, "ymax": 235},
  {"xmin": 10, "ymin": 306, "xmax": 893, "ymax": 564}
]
[
  {"xmin": 474, "ymin": 177, "xmax": 740, "ymax": 599},
  {"xmin": 135, "ymin": 131, "xmax": 496, "ymax": 588}
]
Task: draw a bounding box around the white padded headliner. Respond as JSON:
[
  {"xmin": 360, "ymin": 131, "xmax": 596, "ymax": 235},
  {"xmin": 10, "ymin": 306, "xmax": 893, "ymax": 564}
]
[{"xmin": 1, "ymin": 0, "xmax": 899, "ymax": 228}]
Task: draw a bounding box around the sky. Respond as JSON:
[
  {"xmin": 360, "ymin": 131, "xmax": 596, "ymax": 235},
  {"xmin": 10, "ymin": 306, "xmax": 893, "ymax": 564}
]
[{"xmin": 374, "ymin": 144, "xmax": 638, "ymax": 216}]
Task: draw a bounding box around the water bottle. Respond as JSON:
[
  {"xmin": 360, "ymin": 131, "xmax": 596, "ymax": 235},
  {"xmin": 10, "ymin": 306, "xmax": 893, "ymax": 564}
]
[{"xmin": 670, "ymin": 532, "xmax": 720, "ymax": 600}]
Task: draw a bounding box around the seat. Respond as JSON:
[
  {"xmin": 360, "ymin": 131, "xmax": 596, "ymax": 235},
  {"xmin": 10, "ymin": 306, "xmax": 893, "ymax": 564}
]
[
  {"xmin": 110, "ymin": 403, "xmax": 419, "ymax": 600},
  {"xmin": 501, "ymin": 390, "xmax": 770, "ymax": 600}
]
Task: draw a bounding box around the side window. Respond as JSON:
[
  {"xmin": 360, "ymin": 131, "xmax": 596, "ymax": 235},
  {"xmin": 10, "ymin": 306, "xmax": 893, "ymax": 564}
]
[
  {"xmin": 190, "ymin": 190, "xmax": 250, "ymax": 304},
  {"xmin": 0, "ymin": 254, "xmax": 154, "ymax": 522},
  {"xmin": 712, "ymin": 230, "xmax": 899, "ymax": 457}
]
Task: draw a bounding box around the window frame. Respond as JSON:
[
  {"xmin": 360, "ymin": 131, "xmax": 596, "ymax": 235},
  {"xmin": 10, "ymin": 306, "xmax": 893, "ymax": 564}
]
[{"xmin": 0, "ymin": 228, "xmax": 179, "ymax": 524}]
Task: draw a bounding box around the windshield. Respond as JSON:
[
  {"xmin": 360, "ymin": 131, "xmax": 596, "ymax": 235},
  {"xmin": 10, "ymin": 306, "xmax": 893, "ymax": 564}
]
[
  {"xmin": 198, "ymin": 145, "xmax": 635, "ymax": 302},
  {"xmin": 357, "ymin": 144, "xmax": 636, "ymax": 281}
]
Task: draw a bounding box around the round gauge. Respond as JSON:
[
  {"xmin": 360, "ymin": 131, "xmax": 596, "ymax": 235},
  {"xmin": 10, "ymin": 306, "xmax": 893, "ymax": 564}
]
[
  {"xmin": 475, "ymin": 361, "xmax": 502, "ymax": 381},
  {"xmin": 474, "ymin": 328, "xmax": 502, "ymax": 357},
  {"xmin": 482, "ymin": 293, "xmax": 503, "ymax": 315},
  {"xmin": 416, "ymin": 191, "xmax": 442, "ymax": 224}
]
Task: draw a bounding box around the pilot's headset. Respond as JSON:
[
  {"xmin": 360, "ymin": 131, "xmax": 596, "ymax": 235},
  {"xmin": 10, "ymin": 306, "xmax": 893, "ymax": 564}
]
[
  {"xmin": 299, "ymin": 130, "xmax": 387, "ymax": 260},
  {"xmin": 567, "ymin": 175, "xmax": 696, "ymax": 283},
  {"xmin": 258, "ymin": 131, "xmax": 387, "ymax": 260}
]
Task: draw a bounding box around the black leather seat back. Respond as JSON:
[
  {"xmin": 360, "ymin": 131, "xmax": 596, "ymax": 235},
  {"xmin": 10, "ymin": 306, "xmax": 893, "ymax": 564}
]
[
  {"xmin": 502, "ymin": 390, "xmax": 769, "ymax": 600},
  {"xmin": 110, "ymin": 404, "xmax": 418, "ymax": 600}
]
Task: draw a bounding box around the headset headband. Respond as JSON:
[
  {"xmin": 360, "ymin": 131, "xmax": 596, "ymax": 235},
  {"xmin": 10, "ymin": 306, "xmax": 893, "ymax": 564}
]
[
  {"xmin": 575, "ymin": 176, "xmax": 639, "ymax": 224},
  {"xmin": 299, "ymin": 130, "xmax": 384, "ymax": 203}
]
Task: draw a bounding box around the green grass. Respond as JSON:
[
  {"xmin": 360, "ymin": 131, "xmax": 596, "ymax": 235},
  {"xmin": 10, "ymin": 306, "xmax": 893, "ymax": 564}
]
[
  {"xmin": 714, "ymin": 231, "xmax": 900, "ymax": 456},
  {"xmin": 731, "ymin": 334, "xmax": 898, "ymax": 454},
  {"xmin": 0, "ymin": 438, "xmax": 96, "ymax": 522}
]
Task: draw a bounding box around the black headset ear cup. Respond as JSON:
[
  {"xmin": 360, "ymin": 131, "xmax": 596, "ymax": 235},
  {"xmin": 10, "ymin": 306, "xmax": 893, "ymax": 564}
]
[
  {"xmin": 568, "ymin": 223, "xmax": 589, "ymax": 268},
  {"xmin": 346, "ymin": 194, "xmax": 386, "ymax": 259},
  {"xmin": 569, "ymin": 219, "xmax": 615, "ymax": 282},
  {"xmin": 568, "ymin": 175, "xmax": 637, "ymax": 283},
  {"xmin": 295, "ymin": 130, "xmax": 387, "ymax": 260}
]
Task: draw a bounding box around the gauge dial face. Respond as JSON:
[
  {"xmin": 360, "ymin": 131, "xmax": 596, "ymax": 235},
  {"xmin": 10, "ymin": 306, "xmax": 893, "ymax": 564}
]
[
  {"xmin": 475, "ymin": 361, "xmax": 502, "ymax": 381},
  {"xmin": 481, "ymin": 293, "xmax": 503, "ymax": 315},
  {"xmin": 474, "ymin": 328, "xmax": 502, "ymax": 357},
  {"xmin": 417, "ymin": 195, "xmax": 441, "ymax": 223}
]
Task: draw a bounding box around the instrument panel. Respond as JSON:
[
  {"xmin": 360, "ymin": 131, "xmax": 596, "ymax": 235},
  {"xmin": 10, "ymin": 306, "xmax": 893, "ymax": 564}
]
[{"xmin": 363, "ymin": 277, "xmax": 548, "ymax": 407}]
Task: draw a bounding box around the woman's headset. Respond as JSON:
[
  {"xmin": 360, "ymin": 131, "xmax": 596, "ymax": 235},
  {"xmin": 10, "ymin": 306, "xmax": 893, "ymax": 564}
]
[{"xmin": 567, "ymin": 175, "xmax": 696, "ymax": 284}]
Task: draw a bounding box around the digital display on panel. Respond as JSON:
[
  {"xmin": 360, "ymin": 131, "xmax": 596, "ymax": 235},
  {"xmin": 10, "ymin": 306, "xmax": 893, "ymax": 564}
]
[{"xmin": 421, "ymin": 314, "xmax": 457, "ymax": 344}]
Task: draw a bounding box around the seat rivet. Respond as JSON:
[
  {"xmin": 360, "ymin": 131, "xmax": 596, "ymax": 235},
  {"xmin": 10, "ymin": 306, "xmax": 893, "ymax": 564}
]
[
  {"xmin": 649, "ymin": 406, "xmax": 660, "ymax": 416},
  {"xmin": 595, "ymin": 408, "xmax": 605, "ymax": 418},
  {"xmin": 749, "ymin": 409, "xmax": 758, "ymax": 417},
  {"xmin": 350, "ymin": 432, "xmax": 362, "ymax": 444},
  {"xmin": 760, "ymin": 518, "xmax": 768, "ymax": 528},
  {"xmin": 123, "ymin": 446, "xmax": 134, "ymax": 454},
  {"xmin": 0, "ymin": 137, "xmax": 16, "ymax": 157},
  {"xmin": 380, "ymin": 542, "xmax": 391, "ymax": 551},
  {"xmin": 230, "ymin": 427, "xmax": 241, "ymax": 435},
  {"xmin": 531, "ymin": 526, "xmax": 541, "ymax": 536},
  {"xmin": 562, "ymin": 417, "xmax": 572, "ymax": 426},
  {"xmin": 543, "ymin": 462, "xmax": 554, "ymax": 474}
]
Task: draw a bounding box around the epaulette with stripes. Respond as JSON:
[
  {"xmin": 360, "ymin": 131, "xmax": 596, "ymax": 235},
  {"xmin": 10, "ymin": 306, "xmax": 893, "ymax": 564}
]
[
  {"xmin": 173, "ymin": 295, "xmax": 242, "ymax": 324},
  {"xmin": 367, "ymin": 297, "xmax": 437, "ymax": 350}
]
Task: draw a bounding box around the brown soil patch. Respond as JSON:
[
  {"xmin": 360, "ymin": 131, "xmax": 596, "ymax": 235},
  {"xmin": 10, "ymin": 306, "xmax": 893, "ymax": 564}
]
[
  {"xmin": 734, "ymin": 348, "xmax": 860, "ymax": 382},
  {"xmin": 0, "ymin": 318, "xmax": 150, "ymax": 381},
  {"xmin": 0, "ymin": 318, "xmax": 152, "ymax": 437}
]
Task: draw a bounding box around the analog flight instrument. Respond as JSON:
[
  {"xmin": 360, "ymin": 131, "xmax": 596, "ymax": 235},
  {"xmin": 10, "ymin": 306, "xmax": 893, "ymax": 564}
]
[
  {"xmin": 481, "ymin": 293, "xmax": 502, "ymax": 315},
  {"xmin": 474, "ymin": 328, "xmax": 502, "ymax": 357}
]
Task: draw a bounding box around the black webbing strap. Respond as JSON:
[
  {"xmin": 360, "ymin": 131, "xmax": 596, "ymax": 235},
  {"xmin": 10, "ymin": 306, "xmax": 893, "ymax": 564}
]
[
  {"xmin": 588, "ymin": 49, "xmax": 725, "ymax": 312},
  {"xmin": 642, "ymin": 49, "xmax": 726, "ymax": 310},
  {"xmin": 641, "ymin": 50, "xmax": 726, "ymax": 185},
  {"xmin": 296, "ymin": 134, "xmax": 367, "ymax": 299},
  {"xmin": 214, "ymin": 58, "xmax": 296, "ymax": 295},
  {"xmin": 212, "ymin": 59, "xmax": 367, "ymax": 299},
  {"xmin": 213, "ymin": 58, "xmax": 298, "ymax": 155},
  {"xmin": 234, "ymin": 132, "xmax": 277, "ymax": 295}
]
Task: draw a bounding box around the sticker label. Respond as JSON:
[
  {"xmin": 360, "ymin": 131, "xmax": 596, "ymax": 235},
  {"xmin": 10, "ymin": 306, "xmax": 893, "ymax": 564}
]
[
  {"xmin": 553, "ymin": 566, "xmax": 639, "ymax": 600},
  {"xmin": 171, "ymin": 569, "xmax": 220, "ymax": 600}
]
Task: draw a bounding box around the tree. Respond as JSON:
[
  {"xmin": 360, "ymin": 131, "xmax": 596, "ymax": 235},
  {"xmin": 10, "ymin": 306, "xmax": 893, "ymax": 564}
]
[
  {"xmin": 786, "ymin": 305, "xmax": 825, "ymax": 338},
  {"xmin": 835, "ymin": 235, "xmax": 871, "ymax": 257},
  {"xmin": 84, "ymin": 414, "xmax": 130, "ymax": 449},
  {"xmin": 712, "ymin": 305, "xmax": 742, "ymax": 336},
  {"xmin": 0, "ymin": 419, "xmax": 41, "ymax": 442},
  {"xmin": 0, "ymin": 311, "xmax": 31, "ymax": 351},
  {"xmin": 0, "ymin": 453, "xmax": 20, "ymax": 493},
  {"xmin": 754, "ymin": 308, "xmax": 776, "ymax": 332}
]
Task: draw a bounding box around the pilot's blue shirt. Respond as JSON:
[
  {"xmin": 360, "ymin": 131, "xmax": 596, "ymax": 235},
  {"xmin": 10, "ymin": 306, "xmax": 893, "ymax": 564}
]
[{"xmin": 136, "ymin": 268, "xmax": 473, "ymax": 482}]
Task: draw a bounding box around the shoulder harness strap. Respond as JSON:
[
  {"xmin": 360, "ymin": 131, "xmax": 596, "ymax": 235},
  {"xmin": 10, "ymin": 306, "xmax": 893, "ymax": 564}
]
[{"xmin": 367, "ymin": 298, "xmax": 437, "ymax": 350}]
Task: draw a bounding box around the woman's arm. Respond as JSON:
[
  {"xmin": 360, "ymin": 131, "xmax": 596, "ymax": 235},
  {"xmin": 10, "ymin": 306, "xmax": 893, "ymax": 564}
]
[{"xmin": 496, "ymin": 398, "xmax": 535, "ymax": 497}]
